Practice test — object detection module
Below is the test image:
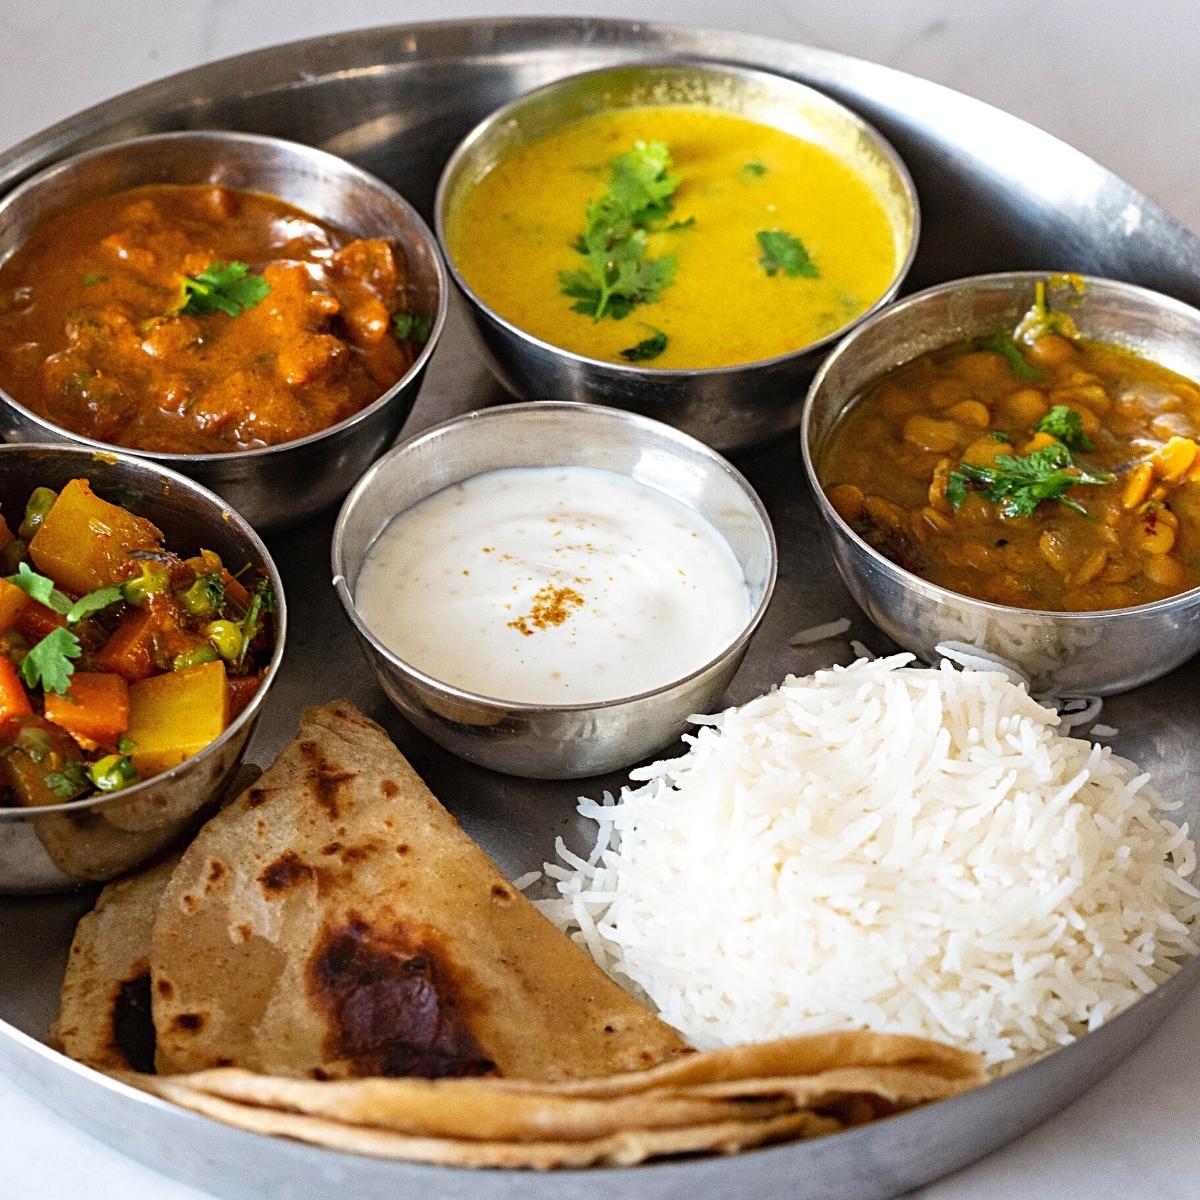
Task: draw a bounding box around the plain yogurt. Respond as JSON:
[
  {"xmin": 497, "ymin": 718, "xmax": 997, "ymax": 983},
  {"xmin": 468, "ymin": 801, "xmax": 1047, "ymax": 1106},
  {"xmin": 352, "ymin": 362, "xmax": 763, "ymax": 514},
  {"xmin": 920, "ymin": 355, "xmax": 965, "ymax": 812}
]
[{"xmin": 354, "ymin": 465, "xmax": 754, "ymax": 704}]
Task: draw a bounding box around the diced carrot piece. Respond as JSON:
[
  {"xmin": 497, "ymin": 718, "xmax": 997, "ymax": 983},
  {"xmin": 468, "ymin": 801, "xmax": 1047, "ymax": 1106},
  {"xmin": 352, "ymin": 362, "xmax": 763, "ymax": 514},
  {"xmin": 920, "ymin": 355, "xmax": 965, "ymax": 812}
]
[
  {"xmin": 226, "ymin": 674, "xmax": 261, "ymax": 721},
  {"xmin": 17, "ymin": 603, "xmax": 67, "ymax": 641},
  {"xmin": 0, "ymin": 578, "xmax": 28, "ymax": 635},
  {"xmin": 95, "ymin": 609, "xmax": 159, "ymax": 682},
  {"xmin": 125, "ymin": 660, "xmax": 228, "ymax": 778},
  {"xmin": 44, "ymin": 672, "xmax": 129, "ymax": 752},
  {"xmin": 29, "ymin": 478, "xmax": 162, "ymax": 594},
  {"xmin": 220, "ymin": 568, "xmax": 252, "ymax": 612},
  {"xmin": 0, "ymin": 656, "xmax": 33, "ymax": 728}
]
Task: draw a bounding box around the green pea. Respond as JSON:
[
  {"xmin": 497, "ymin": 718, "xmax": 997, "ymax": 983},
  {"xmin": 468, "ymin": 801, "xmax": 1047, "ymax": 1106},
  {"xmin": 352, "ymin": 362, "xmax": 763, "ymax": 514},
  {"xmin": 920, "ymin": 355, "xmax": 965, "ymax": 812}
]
[
  {"xmin": 18, "ymin": 487, "xmax": 57, "ymax": 541},
  {"xmin": 172, "ymin": 645, "xmax": 218, "ymax": 672},
  {"xmin": 180, "ymin": 572, "xmax": 225, "ymax": 618},
  {"xmin": 89, "ymin": 754, "xmax": 138, "ymax": 794},
  {"xmin": 205, "ymin": 619, "xmax": 243, "ymax": 662}
]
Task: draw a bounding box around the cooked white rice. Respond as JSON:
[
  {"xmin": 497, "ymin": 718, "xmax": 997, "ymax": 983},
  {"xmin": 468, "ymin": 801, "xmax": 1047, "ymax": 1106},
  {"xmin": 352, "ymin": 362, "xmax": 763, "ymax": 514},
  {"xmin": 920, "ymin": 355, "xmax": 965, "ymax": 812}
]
[{"xmin": 537, "ymin": 655, "xmax": 1199, "ymax": 1069}]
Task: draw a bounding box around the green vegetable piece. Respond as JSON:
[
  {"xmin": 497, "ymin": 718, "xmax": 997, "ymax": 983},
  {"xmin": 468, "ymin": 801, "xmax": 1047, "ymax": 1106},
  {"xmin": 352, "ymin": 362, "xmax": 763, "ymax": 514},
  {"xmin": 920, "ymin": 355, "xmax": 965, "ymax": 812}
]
[
  {"xmin": 0, "ymin": 539, "xmax": 26, "ymax": 575},
  {"xmin": 19, "ymin": 627, "xmax": 82, "ymax": 695},
  {"xmin": 18, "ymin": 487, "xmax": 58, "ymax": 541},
  {"xmin": 946, "ymin": 442, "xmax": 1114, "ymax": 519},
  {"xmin": 560, "ymin": 140, "xmax": 682, "ymax": 322},
  {"xmin": 16, "ymin": 725, "xmax": 52, "ymax": 764},
  {"xmin": 88, "ymin": 753, "xmax": 139, "ymax": 794},
  {"xmin": 81, "ymin": 272, "xmax": 107, "ymax": 288},
  {"xmin": 7, "ymin": 562, "xmax": 71, "ymax": 614},
  {"xmin": 121, "ymin": 562, "xmax": 171, "ymax": 608},
  {"xmin": 175, "ymin": 261, "xmax": 270, "ymax": 319},
  {"xmin": 756, "ymin": 230, "xmax": 819, "ymax": 279},
  {"xmin": 66, "ymin": 585, "xmax": 124, "ymax": 626},
  {"xmin": 172, "ymin": 645, "xmax": 219, "ymax": 672},
  {"xmin": 45, "ymin": 759, "xmax": 91, "ymax": 800},
  {"xmin": 977, "ymin": 333, "xmax": 1043, "ymax": 382},
  {"xmin": 117, "ymin": 736, "xmax": 137, "ymax": 754},
  {"xmin": 391, "ymin": 312, "xmax": 433, "ymax": 343},
  {"xmin": 664, "ymin": 216, "xmax": 696, "ymax": 231},
  {"xmin": 180, "ymin": 572, "xmax": 226, "ymax": 619},
  {"xmin": 989, "ymin": 431, "xmax": 1013, "ymax": 443},
  {"xmin": 205, "ymin": 618, "xmax": 244, "ymax": 662},
  {"xmin": 741, "ymin": 161, "xmax": 767, "ymax": 181},
  {"xmin": 618, "ymin": 328, "xmax": 668, "ymax": 363},
  {"xmin": 1035, "ymin": 404, "xmax": 1094, "ymax": 452}
]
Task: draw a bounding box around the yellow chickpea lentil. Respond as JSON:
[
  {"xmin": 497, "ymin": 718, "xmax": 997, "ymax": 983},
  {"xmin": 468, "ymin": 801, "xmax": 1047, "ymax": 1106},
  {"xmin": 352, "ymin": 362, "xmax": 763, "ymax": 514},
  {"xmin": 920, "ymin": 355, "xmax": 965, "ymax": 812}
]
[{"xmin": 820, "ymin": 330, "xmax": 1200, "ymax": 610}]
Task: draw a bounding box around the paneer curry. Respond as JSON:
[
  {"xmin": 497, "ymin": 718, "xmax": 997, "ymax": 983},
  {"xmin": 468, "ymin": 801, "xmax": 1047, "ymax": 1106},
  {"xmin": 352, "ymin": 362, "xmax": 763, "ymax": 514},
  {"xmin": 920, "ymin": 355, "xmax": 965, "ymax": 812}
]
[
  {"xmin": 0, "ymin": 184, "xmax": 425, "ymax": 453},
  {"xmin": 820, "ymin": 283, "xmax": 1200, "ymax": 611},
  {"xmin": 0, "ymin": 477, "xmax": 275, "ymax": 806}
]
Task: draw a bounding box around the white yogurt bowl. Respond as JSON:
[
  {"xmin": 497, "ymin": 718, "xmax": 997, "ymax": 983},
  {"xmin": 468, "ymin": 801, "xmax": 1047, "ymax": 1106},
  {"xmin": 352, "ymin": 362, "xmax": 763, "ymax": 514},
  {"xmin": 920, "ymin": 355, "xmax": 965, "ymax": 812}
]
[{"xmin": 331, "ymin": 402, "xmax": 777, "ymax": 778}]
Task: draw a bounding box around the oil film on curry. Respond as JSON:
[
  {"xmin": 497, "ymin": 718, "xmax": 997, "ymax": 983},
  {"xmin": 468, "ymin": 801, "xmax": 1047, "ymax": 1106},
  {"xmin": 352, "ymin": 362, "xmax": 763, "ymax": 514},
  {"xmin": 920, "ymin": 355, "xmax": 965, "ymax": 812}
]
[{"xmin": 1, "ymin": 29, "xmax": 1199, "ymax": 1197}]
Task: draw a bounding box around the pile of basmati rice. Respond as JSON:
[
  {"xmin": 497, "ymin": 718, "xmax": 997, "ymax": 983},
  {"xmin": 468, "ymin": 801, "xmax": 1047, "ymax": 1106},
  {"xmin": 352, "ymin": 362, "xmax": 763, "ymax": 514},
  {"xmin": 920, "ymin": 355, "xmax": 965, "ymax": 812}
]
[{"xmin": 535, "ymin": 655, "xmax": 1200, "ymax": 1069}]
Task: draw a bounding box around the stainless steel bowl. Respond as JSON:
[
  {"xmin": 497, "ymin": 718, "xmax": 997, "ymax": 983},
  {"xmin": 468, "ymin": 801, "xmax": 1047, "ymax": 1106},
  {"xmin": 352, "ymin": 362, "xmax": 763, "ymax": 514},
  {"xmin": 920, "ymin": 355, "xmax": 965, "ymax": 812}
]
[
  {"xmin": 0, "ymin": 131, "xmax": 447, "ymax": 532},
  {"xmin": 802, "ymin": 271, "xmax": 1200, "ymax": 695},
  {"xmin": 0, "ymin": 444, "xmax": 286, "ymax": 893},
  {"xmin": 332, "ymin": 401, "xmax": 776, "ymax": 778},
  {"xmin": 434, "ymin": 61, "xmax": 918, "ymax": 454}
]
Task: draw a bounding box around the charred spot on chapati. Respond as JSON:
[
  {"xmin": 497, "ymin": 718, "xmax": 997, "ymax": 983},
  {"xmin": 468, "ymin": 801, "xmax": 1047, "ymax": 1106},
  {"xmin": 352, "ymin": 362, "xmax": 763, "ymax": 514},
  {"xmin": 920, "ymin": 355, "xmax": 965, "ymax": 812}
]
[
  {"xmin": 111, "ymin": 971, "xmax": 156, "ymax": 1074},
  {"xmin": 258, "ymin": 850, "xmax": 316, "ymax": 893},
  {"xmin": 307, "ymin": 915, "xmax": 496, "ymax": 1079}
]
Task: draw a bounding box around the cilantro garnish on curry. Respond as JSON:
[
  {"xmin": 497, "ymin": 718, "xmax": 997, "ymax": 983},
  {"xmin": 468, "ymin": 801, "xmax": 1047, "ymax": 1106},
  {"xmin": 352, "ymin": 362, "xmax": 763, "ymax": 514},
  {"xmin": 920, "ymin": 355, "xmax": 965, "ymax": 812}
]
[
  {"xmin": 0, "ymin": 477, "xmax": 275, "ymax": 807},
  {"xmin": 822, "ymin": 279, "xmax": 1200, "ymax": 610},
  {"xmin": 0, "ymin": 183, "xmax": 428, "ymax": 454}
]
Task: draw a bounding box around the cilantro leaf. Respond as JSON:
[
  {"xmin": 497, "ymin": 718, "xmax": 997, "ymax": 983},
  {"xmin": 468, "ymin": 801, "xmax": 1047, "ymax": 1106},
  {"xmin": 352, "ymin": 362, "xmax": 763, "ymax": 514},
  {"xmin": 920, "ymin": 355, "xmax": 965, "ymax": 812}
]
[
  {"xmin": 1035, "ymin": 404, "xmax": 1094, "ymax": 452},
  {"xmin": 561, "ymin": 141, "xmax": 682, "ymax": 322},
  {"xmin": 66, "ymin": 585, "xmax": 124, "ymax": 625},
  {"xmin": 756, "ymin": 230, "xmax": 819, "ymax": 279},
  {"xmin": 7, "ymin": 563, "xmax": 71, "ymax": 614},
  {"xmin": 392, "ymin": 311, "xmax": 433, "ymax": 343},
  {"xmin": 19, "ymin": 627, "xmax": 81, "ymax": 695},
  {"xmin": 665, "ymin": 216, "xmax": 696, "ymax": 231},
  {"xmin": 176, "ymin": 261, "xmax": 270, "ymax": 318},
  {"xmin": 946, "ymin": 442, "xmax": 1113, "ymax": 519},
  {"xmin": 45, "ymin": 759, "xmax": 90, "ymax": 800},
  {"xmin": 619, "ymin": 328, "xmax": 668, "ymax": 363},
  {"xmin": 607, "ymin": 140, "xmax": 680, "ymax": 226},
  {"xmin": 741, "ymin": 161, "xmax": 767, "ymax": 181},
  {"xmin": 977, "ymin": 332, "xmax": 1043, "ymax": 382},
  {"xmin": 82, "ymin": 272, "xmax": 107, "ymax": 287}
]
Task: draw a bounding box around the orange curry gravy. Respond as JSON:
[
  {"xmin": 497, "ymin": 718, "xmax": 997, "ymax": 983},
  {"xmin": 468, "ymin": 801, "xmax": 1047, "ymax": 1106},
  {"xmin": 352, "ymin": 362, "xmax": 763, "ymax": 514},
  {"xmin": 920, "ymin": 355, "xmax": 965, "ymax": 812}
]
[
  {"xmin": 820, "ymin": 333, "xmax": 1200, "ymax": 611},
  {"xmin": 0, "ymin": 184, "xmax": 416, "ymax": 453}
]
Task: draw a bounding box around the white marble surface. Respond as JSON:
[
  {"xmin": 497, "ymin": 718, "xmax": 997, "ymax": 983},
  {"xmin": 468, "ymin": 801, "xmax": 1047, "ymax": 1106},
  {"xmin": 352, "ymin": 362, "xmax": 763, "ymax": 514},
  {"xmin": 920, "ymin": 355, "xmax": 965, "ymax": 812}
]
[{"xmin": 1, "ymin": 2, "xmax": 1198, "ymax": 1198}]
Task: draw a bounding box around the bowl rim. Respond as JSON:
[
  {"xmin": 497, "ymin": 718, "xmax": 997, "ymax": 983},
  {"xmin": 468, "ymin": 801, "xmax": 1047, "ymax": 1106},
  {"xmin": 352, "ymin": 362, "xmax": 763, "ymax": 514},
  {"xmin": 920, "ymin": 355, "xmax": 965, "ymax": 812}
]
[
  {"xmin": 0, "ymin": 129, "xmax": 449, "ymax": 464},
  {"xmin": 0, "ymin": 441, "xmax": 287, "ymax": 822},
  {"xmin": 330, "ymin": 400, "xmax": 778, "ymax": 713},
  {"xmin": 432, "ymin": 57, "xmax": 920, "ymax": 378},
  {"xmin": 801, "ymin": 268, "xmax": 1200, "ymax": 624}
]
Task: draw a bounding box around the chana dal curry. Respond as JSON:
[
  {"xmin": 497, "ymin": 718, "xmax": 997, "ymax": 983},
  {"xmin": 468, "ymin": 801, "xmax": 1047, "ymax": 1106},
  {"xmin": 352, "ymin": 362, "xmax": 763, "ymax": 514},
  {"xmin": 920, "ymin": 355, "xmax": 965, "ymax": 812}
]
[
  {"xmin": 0, "ymin": 184, "xmax": 426, "ymax": 453},
  {"xmin": 821, "ymin": 283, "xmax": 1200, "ymax": 611},
  {"xmin": 0, "ymin": 477, "xmax": 274, "ymax": 807},
  {"xmin": 447, "ymin": 106, "xmax": 898, "ymax": 368}
]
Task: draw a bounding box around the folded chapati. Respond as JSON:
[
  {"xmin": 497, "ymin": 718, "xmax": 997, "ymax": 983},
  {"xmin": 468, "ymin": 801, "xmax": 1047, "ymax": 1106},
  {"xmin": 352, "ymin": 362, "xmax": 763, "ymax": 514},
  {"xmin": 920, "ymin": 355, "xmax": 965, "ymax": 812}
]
[
  {"xmin": 150, "ymin": 701, "xmax": 688, "ymax": 1080},
  {"xmin": 51, "ymin": 854, "xmax": 177, "ymax": 1072}
]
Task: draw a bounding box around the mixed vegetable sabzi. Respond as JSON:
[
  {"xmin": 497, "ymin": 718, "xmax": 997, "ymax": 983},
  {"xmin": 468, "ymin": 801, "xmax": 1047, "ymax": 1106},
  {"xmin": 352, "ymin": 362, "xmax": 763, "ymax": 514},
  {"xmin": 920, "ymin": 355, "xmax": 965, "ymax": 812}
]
[
  {"xmin": 822, "ymin": 278, "xmax": 1200, "ymax": 611},
  {"xmin": 0, "ymin": 478, "xmax": 274, "ymax": 807}
]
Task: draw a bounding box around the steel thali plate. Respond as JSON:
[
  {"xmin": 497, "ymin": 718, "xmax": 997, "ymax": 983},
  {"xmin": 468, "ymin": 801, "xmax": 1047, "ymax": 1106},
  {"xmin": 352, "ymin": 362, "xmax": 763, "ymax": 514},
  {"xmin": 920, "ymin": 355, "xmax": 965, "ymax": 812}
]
[{"xmin": 1, "ymin": 16, "xmax": 1200, "ymax": 1200}]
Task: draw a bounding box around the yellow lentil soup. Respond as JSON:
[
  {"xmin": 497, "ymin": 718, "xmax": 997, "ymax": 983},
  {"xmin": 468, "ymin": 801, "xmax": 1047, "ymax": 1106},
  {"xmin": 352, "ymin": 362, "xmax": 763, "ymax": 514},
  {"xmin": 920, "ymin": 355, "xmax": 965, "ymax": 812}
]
[
  {"xmin": 820, "ymin": 313, "xmax": 1200, "ymax": 612},
  {"xmin": 446, "ymin": 105, "xmax": 898, "ymax": 369}
]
